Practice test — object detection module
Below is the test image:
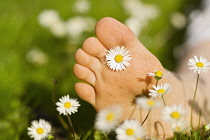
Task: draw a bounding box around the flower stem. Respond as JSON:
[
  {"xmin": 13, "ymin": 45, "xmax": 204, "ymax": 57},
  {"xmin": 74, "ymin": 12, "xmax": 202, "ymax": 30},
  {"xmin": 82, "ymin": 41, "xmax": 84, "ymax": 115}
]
[
  {"xmin": 82, "ymin": 128, "xmax": 94, "ymax": 140},
  {"xmin": 67, "ymin": 114, "xmax": 76, "ymax": 139},
  {"xmin": 52, "ymin": 79, "xmax": 69, "ymax": 130},
  {"xmin": 141, "ymin": 79, "xmax": 159, "ymax": 126},
  {"xmin": 154, "ymin": 121, "xmax": 165, "ymax": 139},
  {"xmin": 156, "ymin": 79, "xmax": 166, "ymax": 106},
  {"xmin": 57, "ymin": 114, "xmax": 69, "ymax": 130},
  {"xmin": 190, "ymin": 74, "xmax": 200, "ymax": 130},
  {"xmin": 140, "ymin": 108, "xmax": 142, "ymax": 122},
  {"xmin": 104, "ymin": 134, "xmax": 109, "ymax": 140},
  {"xmin": 141, "ymin": 109, "xmax": 151, "ymax": 126},
  {"xmin": 129, "ymin": 105, "xmax": 137, "ymax": 119},
  {"xmin": 156, "ymin": 79, "xmax": 159, "ymax": 86},
  {"xmin": 161, "ymin": 96, "xmax": 166, "ymax": 106},
  {"xmin": 197, "ymin": 109, "xmax": 202, "ymax": 130}
]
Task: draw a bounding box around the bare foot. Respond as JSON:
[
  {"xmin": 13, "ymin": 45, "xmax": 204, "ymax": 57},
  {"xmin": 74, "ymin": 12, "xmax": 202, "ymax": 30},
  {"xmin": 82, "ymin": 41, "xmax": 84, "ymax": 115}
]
[
  {"xmin": 73, "ymin": 17, "xmax": 202, "ymax": 138},
  {"xmin": 74, "ymin": 17, "xmax": 164, "ymax": 111}
]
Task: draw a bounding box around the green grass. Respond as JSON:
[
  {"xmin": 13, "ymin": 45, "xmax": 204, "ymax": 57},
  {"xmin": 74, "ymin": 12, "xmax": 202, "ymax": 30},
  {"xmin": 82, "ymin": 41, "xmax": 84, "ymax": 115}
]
[{"xmin": 0, "ymin": 0, "xmax": 201, "ymax": 139}]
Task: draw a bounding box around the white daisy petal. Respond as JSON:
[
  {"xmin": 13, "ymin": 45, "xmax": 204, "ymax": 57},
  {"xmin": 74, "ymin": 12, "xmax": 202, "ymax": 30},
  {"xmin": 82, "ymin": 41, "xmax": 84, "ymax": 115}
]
[
  {"xmin": 194, "ymin": 56, "xmax": 199, "ymax": 62},
  {"xmin": 188, "ymin": 55, "xmax": 210, "ymax": 74},
  {"xmin": 136, "ymin": 96, "xmax": 162, "ymax": 110},
  {"xmin": 171, "ymin": 119, "xmax": 188, "ymax": 133},
  {"xmin": 116, "ymin": 120, "xmax": 145, "ymax": 140},
  {"xmin": 162, "ymin": 105, "xmax": 186, "ymax": 123},
  {"xmin": 27, "ymin": 119, "xmax": 52, "ymax": 140},
  {"xmin": 56, "ymin": 95, "xmax": 80, "ymax": 115},
  {"xmin": 95, "ymin": 105, "xmax": 122, "ymax": 133},
  {"xmin": 147, "ymin": 70, "xmax": 169, "ymax": 80},
  {"xmin": 149, "ymin": 83, "xmax": 172, "ymax": 98},
  {"xmin": 106, "ymin": 46, "xmax": 132, "ymax": 72},
  {"xmin": 38, "ymin": 10, "xmax": 60, "ymax": 28}
]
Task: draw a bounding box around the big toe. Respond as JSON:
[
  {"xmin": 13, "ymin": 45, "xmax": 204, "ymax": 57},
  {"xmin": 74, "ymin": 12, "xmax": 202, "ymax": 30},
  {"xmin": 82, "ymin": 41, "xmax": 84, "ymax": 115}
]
[
  {"xmin": 95, "ymin": 17, "xmax": 162, "ymax": 73},
  {"xmin": 96, "ymin": 17, "xmax": 143, "ymax": 50}
]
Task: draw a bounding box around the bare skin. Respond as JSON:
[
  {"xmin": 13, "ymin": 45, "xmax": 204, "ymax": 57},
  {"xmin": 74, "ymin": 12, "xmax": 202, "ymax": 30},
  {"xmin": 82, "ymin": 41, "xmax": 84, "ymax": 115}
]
[{"xmin": 73, "ymin": 17, "xmax": 209, "ymax": 139}]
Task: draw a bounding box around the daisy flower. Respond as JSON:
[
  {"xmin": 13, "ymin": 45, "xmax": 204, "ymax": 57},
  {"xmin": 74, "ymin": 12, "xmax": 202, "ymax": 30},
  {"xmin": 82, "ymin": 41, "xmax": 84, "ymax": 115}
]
[
  {"xmin": 26, "ymin": 49, "xmax": 48, "ymax": 65},
  {"xmin": 148, "ymin": 70, "xmax": 168, "ymax": 80},
  {"xmin": 149, "ymin": 83, "xmax": 172, "ymax": 98},
  {"xmin": 116, "ymin": 119, "xmax": 144, "ymax": 140},
  {"xmin": 56, "ymin": 95, "xmax": 80, "ymax": 115},
  {"xmin": 204, "ymin": 122, "xmax": 210, "ymax": 131},
  {"xmin": 134, "ymin": 135, "xmax": 145, "ymax": 140},
  {"xmin": 38, "ymin": 10, "xmax": 60, "ymax": 28},
  {"xmin": 106, "ymin": 46, "xmax": 132, "ymax": 72},
  {"xmin": 171, "ymin": 119, "xmax": 188, "ymax": 133},
  {"xmin": 28, "ymin": 119, "xmax": 51, "ymax": 140},
  {"xmin": 188, "ymin": 56, "xmax": 210, "ymax": 74},
  {"xmin": 73, "ymin": 0, "xmax": 90, "ymax": 14},
  {"xmin": 95, "ymin": 105, "xmax": 122, "ymax": 133},
  {"xmin": 162, "ymin": 105, "xmax": 186, "ymax": 123},
  {"xmin": 135, "ymin": 96, "xmax": 162, "ymax": 110}
]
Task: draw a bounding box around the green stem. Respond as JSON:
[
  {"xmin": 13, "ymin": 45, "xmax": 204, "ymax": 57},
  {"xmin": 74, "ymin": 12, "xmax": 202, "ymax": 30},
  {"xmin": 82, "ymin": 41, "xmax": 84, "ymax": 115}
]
[
  {"xmin": 156, "ymin": 79, "xmax": 159, "ymax": 86},
  {"xmin": 197, "ymin": 109, "xmax": 202, "ymax": 130},
  {"xmin": 67, "ymin": 114, "xmax": 76, "ymax": 139},
  {"xmin": 104, "ymin": 134, "xmax": 109, "ymax": 140},
  {"xmin": 57, "ymin": 114, "xmax": 69, "ymax": 130},
  {"xmin": 174, "ymin": 133, "xmax": 179, "ymax": 140},
  {"xmin": 82, "ymin": 128, "xmax": 94, "ymax": 140},
  {"xmin": 156, "ymin": 78, "xmax": 167, "ymax": 106},
  {"xmin": 129, "ymin": 105, "xmax": 137, "ymax": 119},
  {"xmin": 190, "ymin": 74, "xmax": 200, "ymax": 130},
  {"xmin": 161, "ymin": 96, "xmax": 166, "ymax": 106},
  {"xmin": 141, "ymin": 109, "xmax": 151, "ymax": 126},
  {"xmin": 141, "ymin": 79, "xmax": 159, "ymax": 126},
  {"xmin": 139, "ymin": 103, "xmax": 143, "ymax": 124},
  {"xmin": 52, "ymin": 79, "xmax": 69, "ymax": 130}
]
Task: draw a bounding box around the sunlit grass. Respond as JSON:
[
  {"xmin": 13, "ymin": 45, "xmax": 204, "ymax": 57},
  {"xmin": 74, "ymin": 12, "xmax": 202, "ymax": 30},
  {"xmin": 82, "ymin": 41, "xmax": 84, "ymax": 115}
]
[{"xmin": 0, "ymin": 0, "xmax": 202, "ymax": 139}]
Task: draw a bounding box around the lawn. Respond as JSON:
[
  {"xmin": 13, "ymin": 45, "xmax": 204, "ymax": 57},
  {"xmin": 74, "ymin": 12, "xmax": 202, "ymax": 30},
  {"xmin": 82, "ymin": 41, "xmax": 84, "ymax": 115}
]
[{"xmin": 0, "ymin": 0, "xmax": 200, "ymax": 139}]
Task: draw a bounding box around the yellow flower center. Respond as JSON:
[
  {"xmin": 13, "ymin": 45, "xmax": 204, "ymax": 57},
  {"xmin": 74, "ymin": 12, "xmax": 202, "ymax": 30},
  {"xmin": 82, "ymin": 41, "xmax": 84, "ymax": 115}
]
[
  {"xmin": 64, "ymin": 102, "xmax": 72, "ymax": 108},
  {"xmin": 126, "ymin": 128, "xmax": 134, "ymax": 136},
  {"xmin": 114, "ymin": 54, "xmax": 124, "ymax": 63},
  {"xmin": 157, "ymin": 89, "xmax": 165, "ymax": 94},
  {"xmin": 196, "ymin": 62, "xmax": 204, "ymax": 67},
  {"xmin": 106, "ymin": 112, "xmax": 115, "ymax": 122},
  {"xmin": 147, "ymin": 100, "xmax": 155, "ymax": 106},
  {"xmin": 136, "ymin": 138, "xmax": 143, "ymax": 140},
  {"xmin": 36, "ymin": 128, "xmax": 44, "ymax": 134},
  {"xmin": 155, "ymin": 70, "xmax": 163, "ymax": 77},
  {"xmin": 171, "ymin": 111, "xmax": 181, "ymax": 119},
  {"xmin": 175, "ymin": 126, "xmax": 181, "ymax": 132}
]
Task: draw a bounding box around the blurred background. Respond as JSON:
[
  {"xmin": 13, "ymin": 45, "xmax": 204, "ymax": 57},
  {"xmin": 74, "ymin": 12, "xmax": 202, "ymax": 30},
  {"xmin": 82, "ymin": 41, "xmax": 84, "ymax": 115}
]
[{"xmin": 0, "ymin": 0, "xmax": 201, "ymax": 139}]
